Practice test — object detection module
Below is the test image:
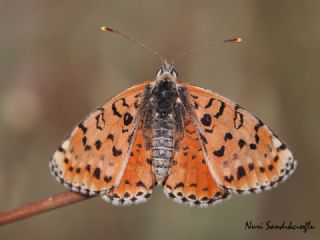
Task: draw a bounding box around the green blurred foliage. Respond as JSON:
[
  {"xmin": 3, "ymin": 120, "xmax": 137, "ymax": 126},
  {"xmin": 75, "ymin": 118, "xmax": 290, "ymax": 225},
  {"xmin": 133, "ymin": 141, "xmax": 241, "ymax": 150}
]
[{"xmin": 0, "ymin": 0, "xmax": 319, "ymax": 239}]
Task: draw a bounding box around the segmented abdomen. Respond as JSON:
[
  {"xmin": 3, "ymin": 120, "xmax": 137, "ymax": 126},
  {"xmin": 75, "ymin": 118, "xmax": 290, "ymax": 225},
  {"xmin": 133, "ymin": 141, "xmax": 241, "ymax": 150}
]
[{"xmin": 152, "ymin": 115, "xmax": 175, "ymax": 184}]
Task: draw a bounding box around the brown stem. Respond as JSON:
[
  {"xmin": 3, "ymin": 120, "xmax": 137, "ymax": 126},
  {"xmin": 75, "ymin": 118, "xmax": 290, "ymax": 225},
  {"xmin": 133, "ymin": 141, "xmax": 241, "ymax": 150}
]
[{"xmin": 0, "ymin": 191, "xmax": 93, "ymax": 225}]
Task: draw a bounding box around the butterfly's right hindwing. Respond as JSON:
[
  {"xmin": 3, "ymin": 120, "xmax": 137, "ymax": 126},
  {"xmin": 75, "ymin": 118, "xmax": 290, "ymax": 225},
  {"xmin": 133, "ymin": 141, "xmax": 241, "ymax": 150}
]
[{"xmin": 164, "ymin": 107, "xmax": 230, "ymax": 207}]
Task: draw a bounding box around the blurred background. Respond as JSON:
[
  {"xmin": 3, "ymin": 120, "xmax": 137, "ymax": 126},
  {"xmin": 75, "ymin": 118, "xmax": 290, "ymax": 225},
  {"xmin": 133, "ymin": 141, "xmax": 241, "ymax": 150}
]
[{"xmin": 0, "ymin": 0, "xmax": 319, "ymax": 239}]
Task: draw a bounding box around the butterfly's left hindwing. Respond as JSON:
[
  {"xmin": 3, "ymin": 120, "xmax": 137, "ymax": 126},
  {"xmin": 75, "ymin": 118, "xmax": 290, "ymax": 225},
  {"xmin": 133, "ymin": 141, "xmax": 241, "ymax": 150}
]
[
  {"xmin": 101, "ymin": 128, "xmax": 156, "ymax": 205},
  {"xmin": 49, "ymin": 83, "xmax": 151, "ymax": 196},
  {"xmin": 182, "ymin": 84, "xmax": 297, "ymax": 194}
]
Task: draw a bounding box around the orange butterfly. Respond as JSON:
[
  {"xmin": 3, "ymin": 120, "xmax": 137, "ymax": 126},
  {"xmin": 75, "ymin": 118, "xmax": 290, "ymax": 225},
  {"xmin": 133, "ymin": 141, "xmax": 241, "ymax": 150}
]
[{"xmin": 49, "ymin": 27, "xmax": 296, "ymax": 207}]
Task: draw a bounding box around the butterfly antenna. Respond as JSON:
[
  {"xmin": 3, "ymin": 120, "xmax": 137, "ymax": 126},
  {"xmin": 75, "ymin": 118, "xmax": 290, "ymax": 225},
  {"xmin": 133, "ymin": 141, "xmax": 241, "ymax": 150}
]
[
  {"xmin": 101, "ymin": 26, "xmax": 165, "ymax": 65},
  {"xmin": 172, "ymin": 37, "xmax": 242, "ymax": 64}
]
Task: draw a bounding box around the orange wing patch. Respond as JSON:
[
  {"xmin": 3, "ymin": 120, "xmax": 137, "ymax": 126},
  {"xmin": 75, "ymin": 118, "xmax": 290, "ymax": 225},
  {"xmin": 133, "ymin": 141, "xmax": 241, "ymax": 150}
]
[
  {"xmin": 49, "ymin": 83, "xmax": 150, "ymax": 196},
  {"xmin": 184, "ymin": 84, "xmax": 297, "ymax": 194},
  {"xmin": 164, "ymin": 115, "xmax": 230, "ymax": 207},
  {"xmin": 101, "ymin": 128, "xmax": 156, "ymax": 205}
]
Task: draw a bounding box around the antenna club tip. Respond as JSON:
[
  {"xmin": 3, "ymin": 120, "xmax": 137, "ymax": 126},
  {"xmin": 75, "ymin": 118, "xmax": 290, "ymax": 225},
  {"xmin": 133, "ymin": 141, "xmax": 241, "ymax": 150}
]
[
  {"xmin": 224, "ymin": 37, "xmax": 243, "ymax": 43},
  {"xmin": 101, "ymin": 26, "xmax": 114, "ymax": 32},
  {"xmin": 235, "ymin": 37, "xmax": 242, "ymax": 43}
]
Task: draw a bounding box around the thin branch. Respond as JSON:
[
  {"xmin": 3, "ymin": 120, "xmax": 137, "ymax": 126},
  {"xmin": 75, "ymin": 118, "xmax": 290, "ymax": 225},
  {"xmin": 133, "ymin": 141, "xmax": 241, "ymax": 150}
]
[{"xmin": 0, "ymin": 191, "xmax": 93, "ymax": 226}]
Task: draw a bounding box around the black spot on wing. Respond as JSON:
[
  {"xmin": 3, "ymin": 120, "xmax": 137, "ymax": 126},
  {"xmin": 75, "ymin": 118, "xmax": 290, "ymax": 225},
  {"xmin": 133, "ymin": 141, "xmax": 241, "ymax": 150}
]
[
  {"xmin": 255, "ymin": 134, "xmax": 260, "ymax": 144},
  {"xmin": 146, "ymin": 158, "xmax": 152, "ymax": 165},
  {"xmin": 213, "ymin": 146, "xmax": 225, "ymax": 157},
  {"xmin": 250, "ymin": 144, "xmax": 257, "ymax": 150},
  {"xmin": 78, "ymin": 122, "xmax": 87, "ymax": 134},
  {"xmin": 134, "ymin": 93, "xmax": 142, "ymax": 98},
  {"xmin": 190, "ymin": 94, "xmax": 199, "ymax": 99},
  {"xmin": 95, "ymin": 112, "xmax": 105, "ymax": 130},
  {"xmin": 82, "ymin": 136, "xmax": 87, "ymax": 145},
  {"xmin": 201, "ymin": 114, "xmax": 212, "ymax": 126},
  {"xmin": 204, "ymin": 126, "xmax": 214, "ymax": 133},
  {"xmin": 145, "ymin": 193, "xmax": 152, "ymax": 199},
  {"xmin": 136, "ymin": 181, "xmax": 147, "ymax": 189},
  {"xmin": 125, "ymin": 179, "xmax": 131, "ymax": 185},
  {"xmin": 174, "ymin": 182, "xmax": 185, "ymax": 189},
  {"xmin": 104, "ymin": 176, "xmax": 113, "ymax": 183},
  {"xmin": 107, "ymin": 134, "xmax": 114, "ymax": 141},
  {"xmin": 259, "ymin": 167, "xmax": 265, "ymax": 173},
  {"xmin": 112, "ymin": 102, "xmax": 122, "ymax": 118},
  {"xmin": 111, "ymin": 98, "xmax": 130, "ymax": 118},
  {"xmin": 112, "ymin": 146, "xmax": 122, "ymax": 156},
  {"xmin": 86, "ymin": 164, "xmax": 91, "ymax": 172},
  {"xmin": 124, "ymin": 192, "xmax": 130, "ymax": 198},
  {"xmin": 84, "ymin": 145, "xmax": 92, "ymax": 151},
  {"xmin": 237, "ymin": 166, "xmax": 246, "ymax": 180},
  {"xmin": 224, "ymin": 175, "xmax": 234, "ymax": 183},
  {"xmin": 95, "ymin": 140, "xmax": 102, "ymax": 150},
  {"xmin": 214, "ymin": 191, "xmax": 222, "ymax": 198},
  {"xmin": 188, "ymin": 194, "xmax": 196, "ymax": 200},
  {"xmin": 204, "ymin": 98, "xmax": 215, "ymax": 108},
  {"xmin": 124, "ymin": 112, "xmax": 134, "ymax": 126},
  {"xmin": 93, "ymin": 167, "xmax": 101, "ymax": 180},
  {"xmin": 268, "ymin": 164, "xmax": 274, "ymax": 171},
  {"xmin": 120, "ymin": 98, "xmax": 130, "ymax": 107},
  {"xmin": 214, "ymin": 101, "xmax": 225, "ymax": 118},
  {"xmin": 235, "ymin": 104, "xmax": 243, "ymax": 110},
  {"xmin": 277, "ymin": 143, "xmax": 287, "ymax": 151},
  {"xmin": 248, "ymin": 163, "xmax": 254, "ymax": 171},
  {"xmin": 224, "ymin": 132, "xmax": 233, "ymax": 141},
  {"xmin": 122, "ymin": 128, "xmax": 129, "ymax": 133},
  {"xmin": 238, "ymin": 139, "xmax": 246, "ymax": 149},
  {"xmin": 254, "ymin": 118, "xmax": 264, "ymax": 131}
]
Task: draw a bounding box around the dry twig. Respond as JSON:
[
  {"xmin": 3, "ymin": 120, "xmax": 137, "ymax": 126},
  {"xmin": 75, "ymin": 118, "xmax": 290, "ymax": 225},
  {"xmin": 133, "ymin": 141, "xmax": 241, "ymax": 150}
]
[{"xmin": 0, "ymin": 191, "xmax": 93, "ymax": 226}]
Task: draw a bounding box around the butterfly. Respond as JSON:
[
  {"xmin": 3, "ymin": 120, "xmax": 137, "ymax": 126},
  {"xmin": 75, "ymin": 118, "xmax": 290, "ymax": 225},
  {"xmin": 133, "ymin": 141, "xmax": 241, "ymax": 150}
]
[{"xmin": 49, "ymin": 27, "xmax": 297, "ymax": 207}]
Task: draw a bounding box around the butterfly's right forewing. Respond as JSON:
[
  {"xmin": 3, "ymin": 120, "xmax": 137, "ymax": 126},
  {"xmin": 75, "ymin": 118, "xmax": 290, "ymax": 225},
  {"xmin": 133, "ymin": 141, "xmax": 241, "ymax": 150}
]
[{"xmin": 183, "ymin": 84, "xmax": 297, "ymax": 194}]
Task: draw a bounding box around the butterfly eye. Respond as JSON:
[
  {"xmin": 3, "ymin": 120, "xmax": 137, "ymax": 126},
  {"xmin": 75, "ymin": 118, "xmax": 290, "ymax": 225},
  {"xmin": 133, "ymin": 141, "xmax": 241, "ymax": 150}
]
[
  {"xmin": 156, "ymin": 68, "xmax": 164, "ymax": 77},
  {"xmin": 170, "ymin": 68, "xmax": 178, "ymax": 78}
]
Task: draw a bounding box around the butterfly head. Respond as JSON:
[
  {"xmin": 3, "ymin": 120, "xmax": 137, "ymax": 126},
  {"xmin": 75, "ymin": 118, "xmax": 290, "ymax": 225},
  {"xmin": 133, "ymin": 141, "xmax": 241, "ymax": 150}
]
[{"xmin": 156, "ymin": 59, "xmax": 178, "ymax": 82}]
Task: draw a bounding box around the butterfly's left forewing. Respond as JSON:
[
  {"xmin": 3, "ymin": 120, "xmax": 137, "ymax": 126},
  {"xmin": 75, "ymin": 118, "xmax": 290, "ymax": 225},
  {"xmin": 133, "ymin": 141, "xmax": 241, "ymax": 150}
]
[
  {"xmin": 49, "ymin": 83, "xmax": 151, "ymax": 196},
  {"xmin": 182, "ymin": 84, "xmax": 297, "ymax": 194}
]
